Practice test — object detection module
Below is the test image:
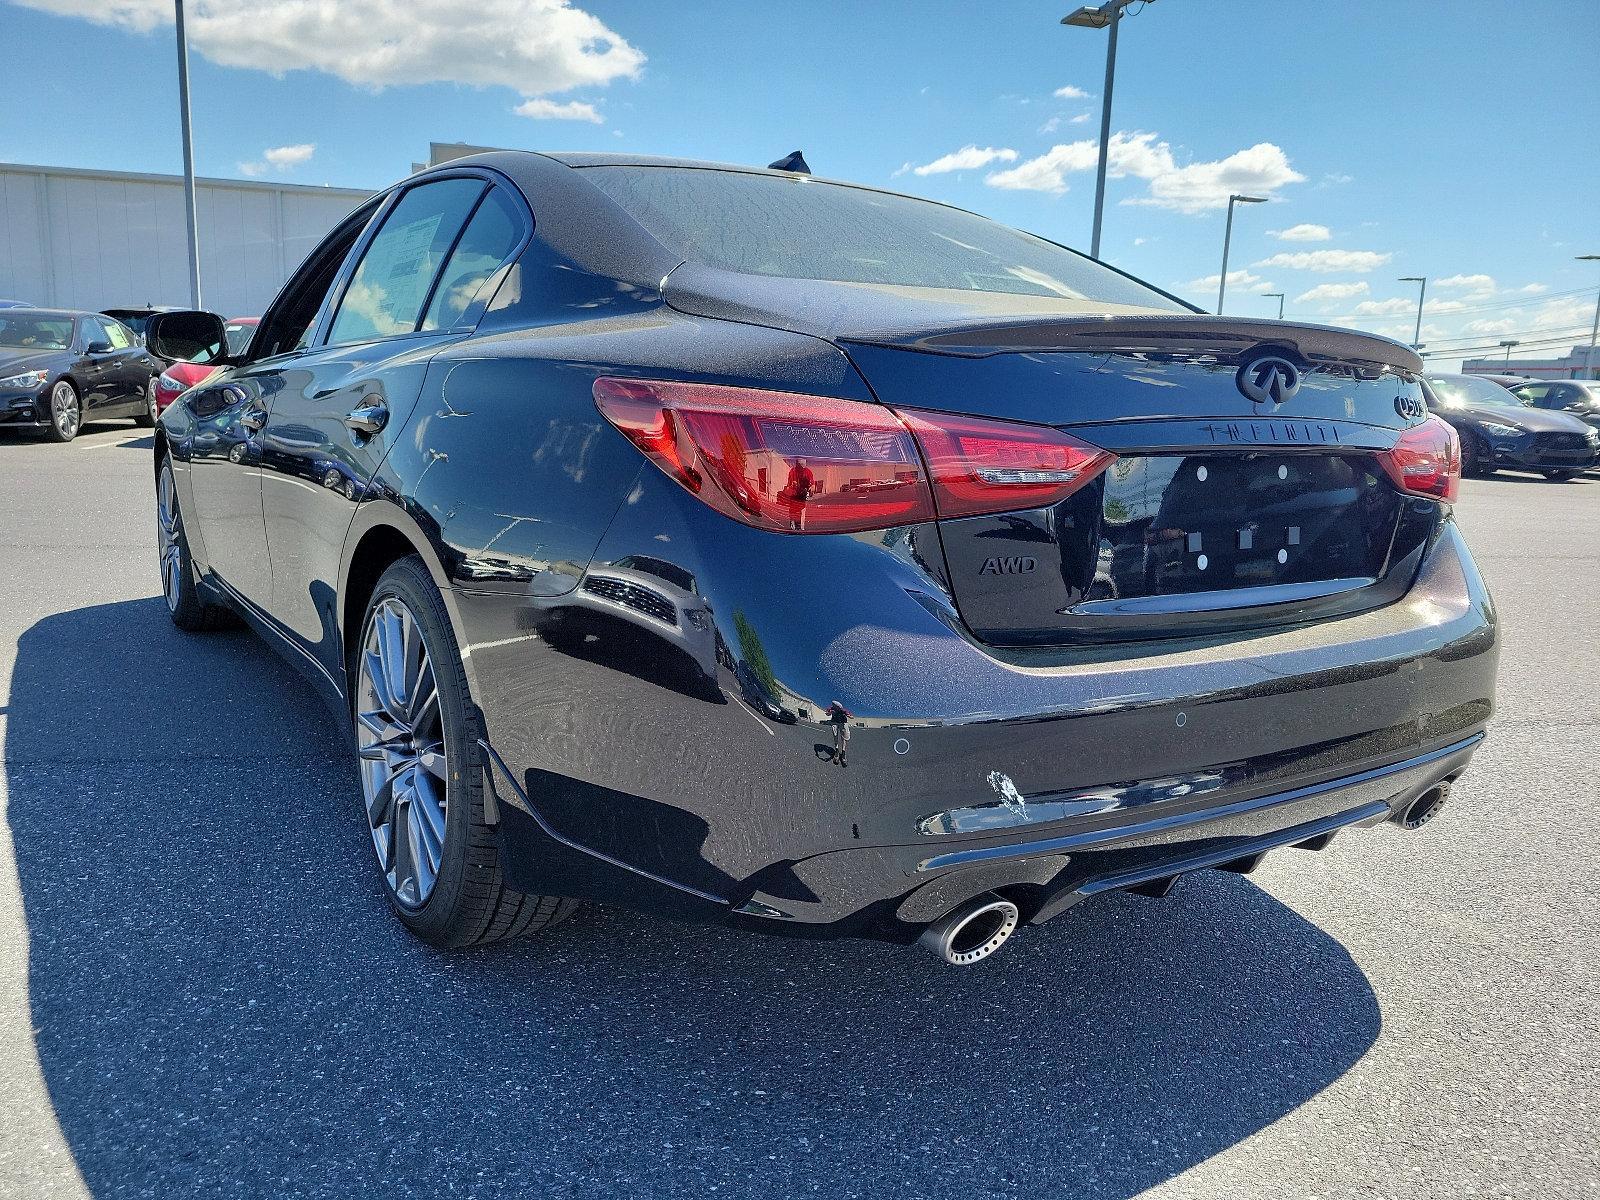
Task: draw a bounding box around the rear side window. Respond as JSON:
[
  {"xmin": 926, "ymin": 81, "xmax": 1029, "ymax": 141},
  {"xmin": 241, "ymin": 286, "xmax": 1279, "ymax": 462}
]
[
  {"xmin": 421, "ymin": 187, "xmax": 524, "ymax": 331},
  {"xmin": 328, "ymin": 178, "xmax": 487, "ymax": 345},
  {"xmin": 584, "ymin": 165, "xmax": 1189, "ymax": 311}
]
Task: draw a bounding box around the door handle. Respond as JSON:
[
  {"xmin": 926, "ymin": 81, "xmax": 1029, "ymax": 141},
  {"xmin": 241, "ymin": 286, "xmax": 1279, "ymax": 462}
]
[
  {"xmin": 239, "ymin": 405, "xmax": 268, "ymax": 431},
  {"xmin": 343, "ymin": 398, "xmax": 389, "ymax": 437}
]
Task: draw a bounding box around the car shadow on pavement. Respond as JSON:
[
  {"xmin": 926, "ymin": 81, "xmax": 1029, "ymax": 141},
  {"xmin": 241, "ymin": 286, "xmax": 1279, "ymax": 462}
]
[{"xmin": 6, "ymin": 598, "xmax": 1381, "ymax": 1198}]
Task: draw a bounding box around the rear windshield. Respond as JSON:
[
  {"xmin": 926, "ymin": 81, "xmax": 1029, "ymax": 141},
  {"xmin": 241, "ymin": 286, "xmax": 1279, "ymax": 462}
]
[{"xmin": 585, "ymin": 166, "xmax": 1188, "ymax": 310}]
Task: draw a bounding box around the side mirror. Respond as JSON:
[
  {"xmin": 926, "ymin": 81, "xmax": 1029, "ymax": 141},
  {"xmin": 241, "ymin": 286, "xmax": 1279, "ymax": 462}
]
[
  {"xmin": 145, "ymin": 310, "xmax": 230, "ymax": 365},
  {"xmin": 85, "ymin": 340, "xmax": 113, "ymax": 354}
]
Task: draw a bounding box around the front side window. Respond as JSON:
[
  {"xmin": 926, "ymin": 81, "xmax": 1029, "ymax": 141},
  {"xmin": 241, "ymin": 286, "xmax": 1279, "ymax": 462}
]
[
  {"xmin": 584, "ymin": 165, "xmax": 1190, "ymax": 310},
  {"xmin": 80, "ymin": 317, "xmax": 112, "ymax": 349},
  {"xmin": 420, "ymin": 188, "xmax": 524, "ymax": 331},
  {"xmin": 328, "ymin": 178, "xmax": 487, "ymax": 345}
]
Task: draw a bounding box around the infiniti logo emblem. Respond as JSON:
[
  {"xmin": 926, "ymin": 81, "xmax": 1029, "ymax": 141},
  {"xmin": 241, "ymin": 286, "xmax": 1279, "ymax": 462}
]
[{"xmin": 1236, "ymin": 354, "xmax": 1302, "ymax": 406}]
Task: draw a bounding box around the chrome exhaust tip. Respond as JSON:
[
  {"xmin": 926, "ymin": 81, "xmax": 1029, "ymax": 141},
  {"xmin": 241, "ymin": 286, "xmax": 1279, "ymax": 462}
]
[
  {"xmin": 918, "ymin": 893, "xmax": 1020, "ymax": 966},
  {"xmin": 1392, "ymin": 782, "xmax": 1450, "ymax": 830}
]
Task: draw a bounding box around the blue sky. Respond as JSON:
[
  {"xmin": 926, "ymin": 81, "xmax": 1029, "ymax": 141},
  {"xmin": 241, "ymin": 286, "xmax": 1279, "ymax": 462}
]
[{"xmin": 5, "ymin": 0, "xmax": 1597, "ymax": 368}]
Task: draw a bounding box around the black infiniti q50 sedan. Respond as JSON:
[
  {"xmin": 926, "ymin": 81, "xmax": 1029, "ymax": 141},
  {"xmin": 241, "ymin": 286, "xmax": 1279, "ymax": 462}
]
[{"xmin": 147, "ymin": 152, "xmax": 1498, "ymax": 965}]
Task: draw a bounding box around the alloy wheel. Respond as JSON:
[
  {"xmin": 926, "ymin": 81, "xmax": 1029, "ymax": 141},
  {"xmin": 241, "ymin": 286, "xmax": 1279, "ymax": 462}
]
[
  {"xmin": 156, "ymin": 463, "xmax": 183, "ymax": 612},
  {"xmin": 147, "ymin": 380, "xmax": 159, "ymax": 425},
  {"xmin": 356, "ymin": 597, "xmax": 449, "ymax": 908},
  {"xmin": 51, "ymin": 382, "xmax": 79, "ymax": 439}
]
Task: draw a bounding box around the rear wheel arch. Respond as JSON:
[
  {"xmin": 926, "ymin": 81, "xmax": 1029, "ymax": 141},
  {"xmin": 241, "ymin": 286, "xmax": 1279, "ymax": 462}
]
[{"xmin": 339, "ymin": 506, "xmax": 473, "ymax": 705}]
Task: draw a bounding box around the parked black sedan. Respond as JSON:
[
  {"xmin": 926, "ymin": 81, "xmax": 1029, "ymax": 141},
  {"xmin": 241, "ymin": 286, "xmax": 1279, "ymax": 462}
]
[
  {"xmin": 1508, "ymin": 378, "xmax": 1600, "ymax": 433},
  {"xmin": 0, "ymin": 308, "xmax": 162, "ymax": 441},
  {"xmin": 1422, "ymin": 372, "xmax": 1599, "ymax": 480},
  {"xmin": 147, "ymin": 152, "xmax": 1498, "ymax": 965}
]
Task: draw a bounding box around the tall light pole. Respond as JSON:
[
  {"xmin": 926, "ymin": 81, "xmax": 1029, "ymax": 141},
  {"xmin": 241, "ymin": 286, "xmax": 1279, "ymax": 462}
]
[
  {"xmin": 1578, "ymin": 255, "xmax": 1600, "ymax": 379},
  {"xmin": 1399, "ymin": 276, "xmax": 1426, "ymax": 349},
  {"xmin": 1217, "ymin": 194, "xmax": 1266, "ymax": 314},
  {"xmin": 1062, "ymin": 0, "xmax": 1152, "ymax": 261},
  {"xmin": 1499, "ymin": 339, "xmax": 1520, "ymax": 365},
  {"xmin": 175, "ymin": 0, "xmax": 202, "ymax": 308},
  {"xmin": 1261, "ymin": 291, "xmax": 1285, "ymax": 320}
]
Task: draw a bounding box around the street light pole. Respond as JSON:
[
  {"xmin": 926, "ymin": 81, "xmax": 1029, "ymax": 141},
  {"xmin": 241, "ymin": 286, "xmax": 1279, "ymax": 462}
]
[
  {"xmin": 1217, "ymin": 194, "xmax": 1266, "ymax": 314},
  {"xmin": 1261, "ymin": 291, "xmax": 1285, "ymax": 320},
  {"xmin": 1499, "ymin": 339, "xmax": 1520, "ymax": 365},
  {"xmin": 1062, "ymin": 0, "xmax": 1151, "ymax": 261},
  {"xmin": 175, "ymin": 0, "xmax": 202, "ymax": 308},
  {"xmin": 1578, "ymin": 256, "xmax": 1600, "ymax": 380},
  {"xmin": 1399, "ymin": 276, "xmax": 1426, "ymax": 349}
]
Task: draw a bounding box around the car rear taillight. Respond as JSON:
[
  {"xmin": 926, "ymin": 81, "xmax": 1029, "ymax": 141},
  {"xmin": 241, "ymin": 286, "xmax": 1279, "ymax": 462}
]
[
  {"xmin": 593, "ymin": 378, "xmax": 1118, "ymax": 533},
  {"xmin": 892, "ymin": 407, "xmax": 1116, "ymax": 519},
  {"xmin": 593, "ymin": 378, "xmax": 935, "ymax": 533},
  {"xmin": 1377, "ymin": 416, "xmax": 1461, "ymax": 502}
]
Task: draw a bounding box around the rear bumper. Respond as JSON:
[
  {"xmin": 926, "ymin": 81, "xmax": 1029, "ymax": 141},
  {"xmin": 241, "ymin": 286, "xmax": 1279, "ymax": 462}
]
[{"xmin": 467, "ymin": 473, "xmax": 1498, "ymax": 943}]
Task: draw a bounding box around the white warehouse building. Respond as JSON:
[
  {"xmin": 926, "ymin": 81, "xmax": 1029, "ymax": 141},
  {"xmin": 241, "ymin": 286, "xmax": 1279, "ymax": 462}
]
[{"xmin": 0, "ymin": 161, "xmax": 374, "ymax": 318}]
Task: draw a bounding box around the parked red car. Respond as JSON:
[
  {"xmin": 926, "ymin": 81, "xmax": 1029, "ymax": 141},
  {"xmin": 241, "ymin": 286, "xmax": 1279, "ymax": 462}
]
[{"xmin": 151, "ymin": 317, "xmax": 257, "ymax": 416}]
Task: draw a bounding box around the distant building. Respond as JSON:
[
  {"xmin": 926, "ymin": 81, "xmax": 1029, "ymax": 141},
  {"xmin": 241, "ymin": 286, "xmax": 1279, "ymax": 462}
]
[
  {"xmin": 1462, "ymin": 344, "xmax": 1597, "ymax": 380},
  {"xmin": 0, "ymin": 161, "xmax": 374, "ymax": 317}
]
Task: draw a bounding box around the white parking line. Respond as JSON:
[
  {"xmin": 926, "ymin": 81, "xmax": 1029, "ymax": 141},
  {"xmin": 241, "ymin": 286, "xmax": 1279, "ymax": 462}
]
[{"xmin": 735, "ymin": 698, "xmax": 777, "ymax": 736}]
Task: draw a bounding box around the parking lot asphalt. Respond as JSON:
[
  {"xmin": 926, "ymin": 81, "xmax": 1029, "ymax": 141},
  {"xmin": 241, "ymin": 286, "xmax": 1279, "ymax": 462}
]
[{"xmin": 0, "ymin": 420, "xmax": 1596, "ymax": 1200}]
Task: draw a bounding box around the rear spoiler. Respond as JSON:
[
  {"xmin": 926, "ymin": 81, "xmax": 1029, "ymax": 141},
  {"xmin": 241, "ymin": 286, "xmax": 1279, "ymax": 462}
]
[{"xmin": 853, "ymin": 315, "xmax": 1424, "ymax": 375}]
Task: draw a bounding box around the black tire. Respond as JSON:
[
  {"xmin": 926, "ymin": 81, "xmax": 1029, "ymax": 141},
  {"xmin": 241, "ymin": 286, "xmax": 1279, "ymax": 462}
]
[
  {"xmin": 1461, "ymin": 431, "xmax": 1494, "ymax": 478},
  {"xmin": 357, "ymin": 556, "xmax": 579, "ymax": 947},
  {"xmin": 133, "ymin": 378, "xmax": 157, "ymax": 428},
  {"xmin": 157, "ymin": 456, "xmax": 237, "ymax": 631},
  {"xmin": 1542, "ymin": 469, "xmax": 1578, "ymax": 482},
  {"xmin": 42, "ymin": 379, "xmax": 81, "ymax": 443}
]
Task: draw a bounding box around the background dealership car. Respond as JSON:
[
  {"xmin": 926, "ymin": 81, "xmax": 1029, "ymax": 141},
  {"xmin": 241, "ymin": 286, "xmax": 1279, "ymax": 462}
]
[
  {"xmin": 1422, "ymin": 372, "xmax": 1599, "ymax": 479},
  {"xmin": 0, "ymin": 307, "xmax": 160, "ymax": 441},
  {"xmin": 147, "ymin": 152, "xmax": 1497, "ymax": 965},
  {"xmin": 152, "ymin": 316, "xmax": 258, "ymax": 417},
  {"xmin": 1508, "ymin": 378, "xmax": 1600, "ymax": 432}
]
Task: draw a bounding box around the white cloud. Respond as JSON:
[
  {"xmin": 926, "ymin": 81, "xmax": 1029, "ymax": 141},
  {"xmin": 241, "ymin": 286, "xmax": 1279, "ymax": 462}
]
[
  {"xmin": 1435, "ymin": 273, "xmax": 1496, "ymax": 292},
  {"xmin": 1126, "ymin": 142, "xmax": 1304, "ymax": 214},
  {"xmin": 986, "ymin": 131, "xmax": 1168, "ymax": 195},
  {"xmin": 1070, "ymin": 112, "xmax": 1090, "ymax": 124},
  {"xmin": 15, "ymin": 0, "xmax": 644, "ymax": 100},
  {"xmin": 1462, "ymin": 317, "xmax": 1520, "ymax": 337},
  {"xmin": 240, "ymin": 142, "xmax": 314, "ymax": 176},
  {"xmin": 1320, "ymin": 172, "xmax": 1354, "ymax": 186},
  {"xmin": 1346, "ymin": 298, "xmax": 1417, "ymax": 317},
  {"xmin": 1515, "ymin": 283, "xmax": 1549, "ymax": 295},
  {"xmin": 1188, "ymin": 269, "xmax": 1273, "ymax": 292},
  {"xmin": 514, "ymin": 97, "xmax": 603, "ymax": 122},
  {"xmin": 986, "ymin": 139, "xmax": 1103, "ymax": 193},
  {"xmin": 263, "ymin": 142, "xmax": 315, "ymax": 168},
  {"xmin": 1053, "ymin": 85, "xmax": 1092, "ymax": 99},
  {"xmin": 988, "ymin": 133, "xmax": 1303, "ymax": 213},
  {"xmin": 1269, "ymin": 223, "xmax": 1331, "ymax": 242},
  {"xmin": 1254, "ymin": 249, "xmax": 1392, "ymax": 273},
  {"xmin": 1296, "ymin": 281, "xmax": 1369, "ymax": 303},
  {"xmin": 911, "ymin": 145, "xmax": 1018, "ymax": 176},
  {"xmin": 1037, "ymin": 116, "xmax": 1060, "ymax": 135}
]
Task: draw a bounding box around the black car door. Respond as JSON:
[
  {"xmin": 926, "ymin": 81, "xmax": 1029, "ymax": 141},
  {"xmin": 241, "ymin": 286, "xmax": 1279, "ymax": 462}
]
[
  {"xmin": 100, "ymin": 317, "xmax": 150, "ymax": 414},
  {"xmin": 252, "ymin": 175, "xmax": 528, "ymax": 673},
  {"xmin": 75, "ymin": 316, "xmax": 123, "ymax": 414}
]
